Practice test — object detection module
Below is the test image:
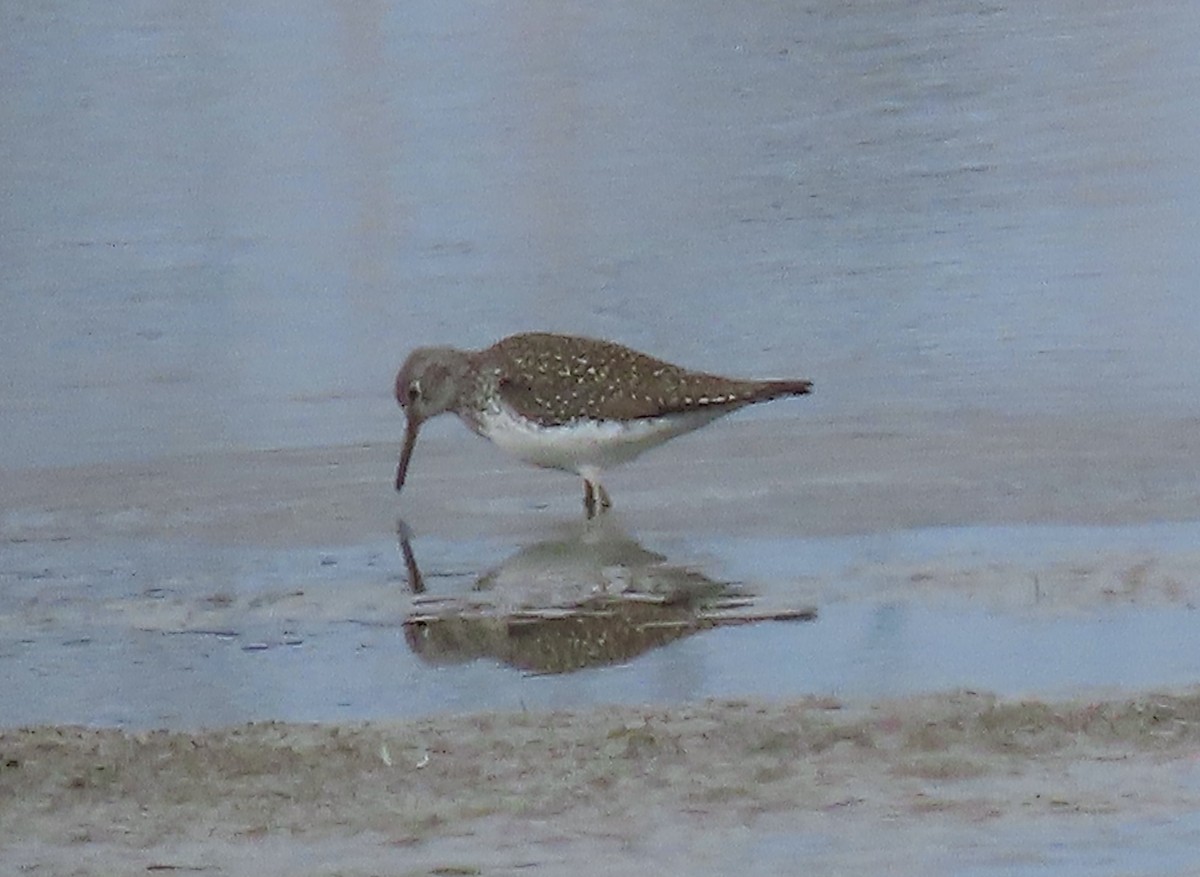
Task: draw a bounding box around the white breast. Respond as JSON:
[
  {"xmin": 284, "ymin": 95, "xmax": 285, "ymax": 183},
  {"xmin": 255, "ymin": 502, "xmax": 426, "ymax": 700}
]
[{"xmin": 468, "ymin": 403, "xmax": 728, "ymax": 475}]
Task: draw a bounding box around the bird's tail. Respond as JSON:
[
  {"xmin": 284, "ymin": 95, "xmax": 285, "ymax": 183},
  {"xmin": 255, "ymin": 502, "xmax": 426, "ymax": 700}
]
[{"xmin": 757, "ymin": 378, "xmax": 813, "ymax": 400}]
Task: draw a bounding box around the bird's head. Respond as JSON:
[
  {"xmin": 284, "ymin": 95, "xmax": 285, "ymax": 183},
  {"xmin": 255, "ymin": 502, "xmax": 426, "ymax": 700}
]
[{"xmin": 393, "ymin": 346, "xmax": 472, "ymax": 493}]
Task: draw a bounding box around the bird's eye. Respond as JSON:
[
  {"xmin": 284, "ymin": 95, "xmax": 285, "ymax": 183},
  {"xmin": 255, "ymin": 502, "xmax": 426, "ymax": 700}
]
[{"xmin": 408, "ymin": 381, "xmax": 422, "ymax": 401}]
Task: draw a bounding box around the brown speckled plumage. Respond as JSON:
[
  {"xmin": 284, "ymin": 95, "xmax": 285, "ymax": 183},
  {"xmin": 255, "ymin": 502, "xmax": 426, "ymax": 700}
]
[{"xmin": 482, "ymin": 332, "xmax": 812, "ymax": 426}]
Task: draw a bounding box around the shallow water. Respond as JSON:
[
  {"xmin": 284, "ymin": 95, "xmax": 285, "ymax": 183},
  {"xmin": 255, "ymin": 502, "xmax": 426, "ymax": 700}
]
[
  {"xmin": 4, "ymin": 519, "xmax": 1199, "ymax": 729},
  {"xmin": 3, "ymin": 0, "xmax": 1200, "ymax": 471},
  {"xmin": 6, "ymin": 3, "xmax": 1200, "ymax": 871}
]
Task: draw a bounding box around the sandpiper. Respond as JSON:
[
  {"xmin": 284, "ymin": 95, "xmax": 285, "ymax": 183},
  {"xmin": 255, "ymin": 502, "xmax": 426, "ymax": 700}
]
[{"xmin": 393, "ymin": 332, "xmax": 812, "ymax": 516}]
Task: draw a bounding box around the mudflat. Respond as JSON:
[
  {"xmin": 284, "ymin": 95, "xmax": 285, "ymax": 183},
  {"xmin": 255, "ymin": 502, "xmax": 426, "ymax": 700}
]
[
  {"xmin": 4, "ymin": 410, "xmax": 1200, "ymax": 874},
  {"xmin": 5, "ymin": 410, "xmax": 1200, "ymax": 546},
  {"xmin": 4, "ymin": 689, "xmax": 1200, "ymax": 876},
  {"xmin": 5, "ymin": 0, "xmax": 1200, "ymax": 867}
]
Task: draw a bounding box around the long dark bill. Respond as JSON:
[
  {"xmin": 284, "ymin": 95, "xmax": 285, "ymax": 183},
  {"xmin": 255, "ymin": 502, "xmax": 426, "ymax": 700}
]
[{"xmin": 395, "ymin": 415, "xmax": 421, "ymax": 492}]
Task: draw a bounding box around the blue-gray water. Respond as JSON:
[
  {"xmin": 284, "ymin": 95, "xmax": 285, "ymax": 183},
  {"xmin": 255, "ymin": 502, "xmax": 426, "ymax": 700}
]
[
  {"xmin": 3, "ymin": 0, "xmax": 1200, "ymax": 731},
  {"xmin": 5, "ymin": 5, "xmax": 1200, "ymax": 871},
  {"xmin": 3, "ymin": 0, "xmax": 1200, "ymax": 470},
  {"xmin": 3, "ymin": 519, "xmax": 1199, "ymax": 728}
]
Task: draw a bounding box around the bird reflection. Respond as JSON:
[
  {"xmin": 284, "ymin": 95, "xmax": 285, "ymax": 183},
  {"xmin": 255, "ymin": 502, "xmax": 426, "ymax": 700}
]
[
  {"xmin": 396, "ymin": 517, "xmax": 816, "ymax": 674},
  {"xmin": 396, "ymin": 518, "xmax": 424, "ymax": 594}
]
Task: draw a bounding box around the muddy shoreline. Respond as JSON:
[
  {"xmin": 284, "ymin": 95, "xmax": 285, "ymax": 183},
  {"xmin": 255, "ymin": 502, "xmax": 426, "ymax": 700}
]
[
  {"xmin": 5, "ymin": 410, "xmax": 1200, "ymax": 547},
  {"xmin": 5, "ymin": 411, "xmax": 1200, "ymax": 872},
  {"xmin": 5, "ymin": 0, "xmax": 1200, "ymax": 869},
  {"xmin": 4, "ymin": 689, "xmax": 1200, "ymax": 875}
]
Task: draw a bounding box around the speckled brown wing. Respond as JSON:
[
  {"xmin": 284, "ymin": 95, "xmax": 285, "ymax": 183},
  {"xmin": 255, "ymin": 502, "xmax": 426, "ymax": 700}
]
[{"xmin": 487, "ymin": 333, "xmax": 812, "ymax": 427}]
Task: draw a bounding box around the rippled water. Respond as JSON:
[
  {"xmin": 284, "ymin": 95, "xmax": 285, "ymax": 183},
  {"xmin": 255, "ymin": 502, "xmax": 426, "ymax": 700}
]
[
  {"xmin": 2, "ymin": 518, "xmax": 1198, "ymax": 728},
  {"xmin": 7, "ymin": 4, "xmax": 1200, "ymax": 871},
  {"xmin": 3, "ymin": 0, "xmax": 1200, "ymax": 470},
  {"xmin": 4, "ymin": 0, "xmax": 1200, "ymax": 819}
]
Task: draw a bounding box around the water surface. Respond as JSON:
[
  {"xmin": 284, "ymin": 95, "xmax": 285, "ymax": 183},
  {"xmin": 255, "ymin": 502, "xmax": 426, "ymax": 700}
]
[{"xmin": 3, "ymin": 0, "xmax": 1200, "ymax": 471}]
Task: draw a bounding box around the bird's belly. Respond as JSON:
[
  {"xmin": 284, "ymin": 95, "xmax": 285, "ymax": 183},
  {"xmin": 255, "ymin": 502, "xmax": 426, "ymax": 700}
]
[{"xmin": 474, "ymin": 407, "xmax": 726, "ymax": 474}]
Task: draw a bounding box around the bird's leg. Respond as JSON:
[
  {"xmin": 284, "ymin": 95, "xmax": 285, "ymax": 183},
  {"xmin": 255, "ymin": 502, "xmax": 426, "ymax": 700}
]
[
  {"xmin": 583, "ymin": 479, "xmax": 612, "ymax": 517},
  {"xmin": 596, "ymin": 481, "xmax": 612, "ymax": 512}
]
